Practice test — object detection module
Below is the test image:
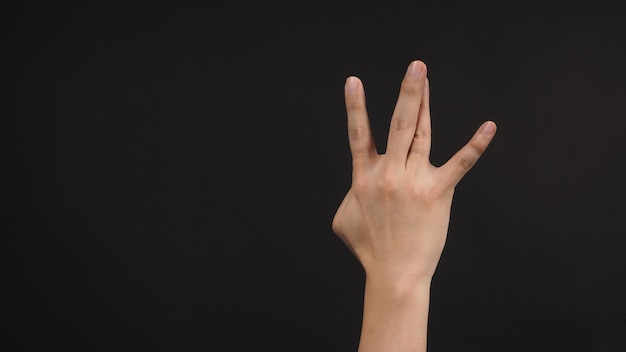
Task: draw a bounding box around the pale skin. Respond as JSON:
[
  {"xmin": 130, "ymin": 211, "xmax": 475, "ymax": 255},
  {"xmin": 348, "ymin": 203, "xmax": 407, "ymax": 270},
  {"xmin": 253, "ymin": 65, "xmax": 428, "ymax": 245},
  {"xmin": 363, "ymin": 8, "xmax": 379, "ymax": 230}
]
[{"xmin": 332, "ymin": 60, "xmax": 497, "ymax": 352}]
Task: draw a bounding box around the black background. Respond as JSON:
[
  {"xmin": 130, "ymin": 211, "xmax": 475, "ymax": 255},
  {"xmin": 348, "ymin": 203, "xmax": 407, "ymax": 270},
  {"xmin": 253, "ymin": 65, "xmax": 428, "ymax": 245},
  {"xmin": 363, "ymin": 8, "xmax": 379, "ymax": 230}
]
[{"xmin": 4, "ymin": 2, "xmax": 626, "ymax": 351}]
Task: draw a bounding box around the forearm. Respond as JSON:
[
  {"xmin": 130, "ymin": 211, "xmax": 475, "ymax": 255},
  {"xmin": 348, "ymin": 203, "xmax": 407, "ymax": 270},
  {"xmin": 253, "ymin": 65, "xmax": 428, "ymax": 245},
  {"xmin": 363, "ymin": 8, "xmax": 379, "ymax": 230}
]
[{"xmin": 358, "ymin": 272, "xmax": 432, "ymax": 352}]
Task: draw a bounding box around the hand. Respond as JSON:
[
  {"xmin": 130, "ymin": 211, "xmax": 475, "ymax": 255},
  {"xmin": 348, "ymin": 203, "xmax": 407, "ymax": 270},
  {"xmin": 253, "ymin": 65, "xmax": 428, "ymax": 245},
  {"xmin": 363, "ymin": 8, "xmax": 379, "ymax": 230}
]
[{"xmin": 332, "ymin": 60, "xmax": 497, "ymax": 281}]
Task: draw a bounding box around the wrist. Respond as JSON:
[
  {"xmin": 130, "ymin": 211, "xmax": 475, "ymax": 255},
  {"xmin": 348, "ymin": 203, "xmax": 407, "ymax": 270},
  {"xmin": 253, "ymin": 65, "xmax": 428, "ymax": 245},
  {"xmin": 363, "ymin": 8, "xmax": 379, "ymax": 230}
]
[{"xmin": 364, "ymin": 269, "xmax": 432, "ymax": 298}]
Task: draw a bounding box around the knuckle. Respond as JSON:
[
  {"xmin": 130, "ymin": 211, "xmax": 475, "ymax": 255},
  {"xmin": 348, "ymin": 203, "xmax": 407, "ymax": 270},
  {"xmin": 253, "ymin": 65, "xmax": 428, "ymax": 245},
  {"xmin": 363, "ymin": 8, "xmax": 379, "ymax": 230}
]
[
  {"xmin": 345, "ymin": 99, "xmax": 363, "ymax": 112},
  {"xmin": 390, "ymin": 116, "xmax": 411, "ymax": 133},
  {"xmin": 400, "ymin": 79, "xmax": 422, "ymax": 96},
  {"xmin": 352, "ymin": 176, "xmax": 370, "ymax": 194},
  {"xmin": 413, "ymin": 129, "xmax": 431, "ymax": 140},
  {"xmin": 377, "ymin": 170, "xmax": 401, "ymax": 193},
  {"xmin": 455, "ymin": 140, "xmax": 484, "ymax": 171},
  {"xmin": 468, "ymin": 137, "xmax": 487, "ymax": 154},
  {"xmin": 411, "ymin": 130, "xmax": 431, "ymax": 150},
  {"xmin": 410, "ymin": 188, "xmax": 437, "ymax": 205},
  {"xmin": 456, "ymin": 156, "xmax": 476, "ymax": 171},
  {"xmin": 410, "ymin": 142, "xmax": 428, "ymax": 156},
  {"xmin": 347, "ymin": 125, "xmax": 368, "ymax": 141},
  {"xmin": 408, "ymin": 184, "xmax": 426, "ymax": 199}
]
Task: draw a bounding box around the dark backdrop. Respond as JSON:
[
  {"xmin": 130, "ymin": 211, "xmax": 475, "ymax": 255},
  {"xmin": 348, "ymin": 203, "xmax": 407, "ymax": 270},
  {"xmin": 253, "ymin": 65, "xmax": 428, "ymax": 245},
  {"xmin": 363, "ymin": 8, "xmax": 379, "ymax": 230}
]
[{"xmin": 4, "ymin": 2, "xmax": 626, "ymax": 351}]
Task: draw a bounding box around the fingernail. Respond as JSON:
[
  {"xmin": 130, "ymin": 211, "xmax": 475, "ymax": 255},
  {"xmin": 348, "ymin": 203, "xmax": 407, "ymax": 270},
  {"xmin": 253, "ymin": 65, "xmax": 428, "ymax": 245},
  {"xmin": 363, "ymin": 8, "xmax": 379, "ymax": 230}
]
[
  {"xmin": 346, "ymin": 76, "xmax": 358, "ymax": 93},
  {"xmin": 407, "ymin": 61, "xmax": 423, "ymax": 78},
  {"xmin": 479, "ymin": 121, "xmax": 496, "ymax": 135}
]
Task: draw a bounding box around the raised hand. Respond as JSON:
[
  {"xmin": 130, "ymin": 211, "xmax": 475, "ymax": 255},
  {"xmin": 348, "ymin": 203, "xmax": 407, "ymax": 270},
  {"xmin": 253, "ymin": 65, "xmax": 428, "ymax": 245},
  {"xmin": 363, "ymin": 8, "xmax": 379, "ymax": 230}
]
[{"xmin": 332, "ymin": 60, "xmax": 496, "ymax": 352}]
